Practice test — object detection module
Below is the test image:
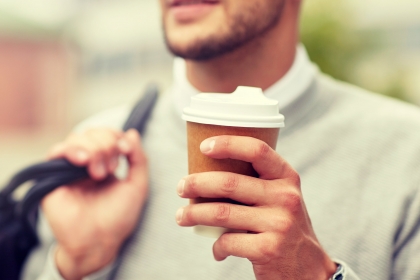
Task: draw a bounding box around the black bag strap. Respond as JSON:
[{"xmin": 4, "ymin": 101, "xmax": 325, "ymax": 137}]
[{"xmin": 0, "ymin": 84, "xmax": 158, "ymax": 227}]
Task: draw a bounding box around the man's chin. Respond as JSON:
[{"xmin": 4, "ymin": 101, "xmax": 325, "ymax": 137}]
[
  {"xmin": 163, "ymin": 32, "xmax": 219, "ymax": 60},
  {"xmin": 164, "ymin": 33, "xmax": 249, "ymax": 61},
  {"xmin": 165, "ymin": 42, "xmax": 217, "ymax": 61}
]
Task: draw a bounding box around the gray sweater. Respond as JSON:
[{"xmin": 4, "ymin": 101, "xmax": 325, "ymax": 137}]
[{"xmin": 24, "ymin": 73, "xmax": 420, "ymax": 279}]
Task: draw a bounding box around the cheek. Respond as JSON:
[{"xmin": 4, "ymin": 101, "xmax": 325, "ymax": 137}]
[
  {"xmin": 159, "ymin": 0, "xmax": 166, "ymax": 9},
  {"xmin": 159, "ymin": 0, "xmax": 168, "ymax": 19},
  {"xmin": 225, "ymin": 0, "xmax": 276, "ymax": 21}
]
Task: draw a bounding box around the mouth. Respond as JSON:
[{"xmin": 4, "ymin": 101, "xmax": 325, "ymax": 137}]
[
  {"xmin": 166, "ymin": 0, "xmax": 220, "ymax": 22},
  {"xmin": 169, "ymin": 0, "xmax": 220, "ymax": 7}
]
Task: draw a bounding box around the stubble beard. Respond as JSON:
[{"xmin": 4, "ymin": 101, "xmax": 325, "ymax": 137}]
[{"xmin": 163, "ymin": 2, "xmax": 285, "ymax": 61}]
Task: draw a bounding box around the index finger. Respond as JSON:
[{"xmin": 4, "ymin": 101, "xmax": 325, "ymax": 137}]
[{"xmin": 200, "ymin": 136, "xmax": 297, "ymax": 180}]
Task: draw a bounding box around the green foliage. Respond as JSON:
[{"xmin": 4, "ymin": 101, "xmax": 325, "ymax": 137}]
[
  {"xmin": 299, "ymin": 0, "xmax": 410, "ymax": 102},
  {"xmin": 300, "ymin": 1, "xmax": 374, "ymax": 82}
]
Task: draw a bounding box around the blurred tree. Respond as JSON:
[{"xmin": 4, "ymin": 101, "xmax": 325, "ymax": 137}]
[{"xmin": 300, "ymin": 0, "xmax": 410, "ymax": 102}]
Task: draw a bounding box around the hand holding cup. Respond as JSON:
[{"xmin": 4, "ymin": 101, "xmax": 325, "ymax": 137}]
[{"xmin": 181, "ymin": 86, "xmax": 284, "ymax": 237}]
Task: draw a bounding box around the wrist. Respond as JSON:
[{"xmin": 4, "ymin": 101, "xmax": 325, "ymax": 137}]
[
  {"xmin": 321, "ymin": 254, "xmax": 338, "ymax": 280},
  {"xmin": 329, "ymin": 263, "xmax": 344, "ymax": 280},
  {"xmin": 55, "ymin": 245, "xmax": 118, "ymax": 280}
]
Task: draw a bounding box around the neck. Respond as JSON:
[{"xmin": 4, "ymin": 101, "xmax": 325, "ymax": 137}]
[{"xmin": 185, "ymin": 2, "xmax": 300, "ymax": 93}]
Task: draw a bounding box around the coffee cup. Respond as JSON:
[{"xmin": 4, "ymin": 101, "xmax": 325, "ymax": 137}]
[{"xmin": 182, "ymin": 86, "xmax": 285, "ymax": 238}]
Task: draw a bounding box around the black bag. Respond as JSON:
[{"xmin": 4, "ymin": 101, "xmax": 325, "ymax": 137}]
[{"xmin": 0, "ymin": 85, "xmax": 158, "ymax": 280}]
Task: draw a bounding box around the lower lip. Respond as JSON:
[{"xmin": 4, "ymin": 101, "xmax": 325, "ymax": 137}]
[{"xmin": 169, "ymin": 3, "xmax": 219, "ymax": 23}]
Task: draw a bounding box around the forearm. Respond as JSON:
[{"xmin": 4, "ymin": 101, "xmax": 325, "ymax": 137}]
[
  {"xmin": 37, "ymin": 244, "xmax": 117, "ymax": 280},
  {"xmin": 55, "ymin": 244, "xmax": 118, "ymax": 280}
]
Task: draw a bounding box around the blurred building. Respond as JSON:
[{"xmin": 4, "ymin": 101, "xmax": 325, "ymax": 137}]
[
  {"xmin": 0, "ymin": 0, "xmax": 172, "ymax": 135},
  {"xmin": 0, "ymin": 7, "xmax": 74, "ymax": 133}
]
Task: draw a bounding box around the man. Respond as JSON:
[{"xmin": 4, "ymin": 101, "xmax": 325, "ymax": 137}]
[{"xmin": 22, "ymin": 0, "xmax": 420, "ymax": 279}]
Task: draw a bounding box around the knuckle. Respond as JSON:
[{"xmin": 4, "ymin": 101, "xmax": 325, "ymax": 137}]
[
  {"xmin": 254, "ymin": 142, "xmax": 270, "ymax": 160},
  {"xmin": 90, "ymin": 151, "xmax": 105, "ymax": 164},
  {"xmin": 108, "ymin": 147, "xmax": 120, "ymax": 158},
  {"xmin": 276, "ymin": 216, "xmax": 294, "ymax": 234},
  {"xmin": 93, "ymin": 143, "xmax": 113, "ymax": 157},
  {"xmin": 287, "ymin": 172, "xmax": 301, "ymax": 188},
  {"xmin": 221, "ymin": 175, "xmax": 239, "ymax": 194},
  {"xmin": 268, "ymin": 214, "xmax": 285, "ymax": 231},
  {"xmin": 87, "ymin": 147, "xmax": 101, "ymax": 158},
  {"xmin": 105, "ymin": 144, "xmax": 118, "ymax": 157},
  {"xmin": 66, "ymin": 134, "xmax": 91, "ymax": 149},
  {"xmin": 214, "ymin": 204, "xmax": 231, "ymax": 223},
  {"xmin": 128, "ymin": 128, "xmax": 140, "ymax": 139},
  {"xmin": 283, "ymin": 190, "xmax": 302, "ymax": 213},
  {"xmin": 219, "ymin": 136, "xmax": 231, "ymax": 152},
  {"xmin": 257, "ymin": 237, "xmax": 279, "ymax": 261},
  {"xmin": 183, "ymin": 207, "xmax": 194, "ymax": 224},
  {"xmin": 49, "ymin": 142, "xmax": 64, "ymax": 154},
  {"xmin": 218, "ymin": 233, "xmax": 230, "ymax": 251},
  {"xmin": 66, "ymin": 132, "xmax": 80, "ymax": 142},
  {"xmin": 186, "ymin": 175, "xmax": 198, "ymax": 196}
]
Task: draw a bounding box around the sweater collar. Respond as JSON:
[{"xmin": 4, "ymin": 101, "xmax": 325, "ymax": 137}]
[{"xmin": 171, "ymin": 44, "xmax": 318, "ymax": 117}]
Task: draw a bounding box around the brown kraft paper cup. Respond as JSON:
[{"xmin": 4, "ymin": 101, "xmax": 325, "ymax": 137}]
[
  {"xmin": 187, "ymin": 122, "xmax": 279, "ymax": 177},
  {"xmin": 187, "ymin": 123, "xmax": 280, "ymax": 237}
]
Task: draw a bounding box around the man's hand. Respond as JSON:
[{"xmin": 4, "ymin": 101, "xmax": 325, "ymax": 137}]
[
  {"xmin": 42, "ymin": 128, "xmax": 148, "ymax": 280},
  {"xmin": 176, "ymin": 136, "xmax": 337, "ymax": 280}
]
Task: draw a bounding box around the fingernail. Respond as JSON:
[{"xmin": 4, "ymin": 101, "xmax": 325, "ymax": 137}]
[
  {"xmin": 76, "ymin": 150, "xmax": 88, "ymax": 161},
  {"xmin": 177, "ymin": 179, "xmax": 185, "ymax": 196},
  {"xmin": 200, "ymin": 139, "xmax": 215, "ymax": 153},
  {"xmin": 96, "ymin": 162, "xmax": 107, "ymax": 177},
  {"xmin": 176, "ymin": 208, "xmax": 184, "ymax": 223},
  {"xmin": 118, "ymin": 139, "xmax": 130, "ymax": 153}
]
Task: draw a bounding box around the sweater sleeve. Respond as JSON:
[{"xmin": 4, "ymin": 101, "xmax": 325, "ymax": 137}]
[
  {"xmin": 332, "ymin": 260, "xmax": 361, "ymax": 280},
  {"xmin": 391, "ymin": 183, "xmax": 420, "ymax": 280},
  {"xmin": 332, "ymin": 183, "xmax": 420, "ymax": 280}
]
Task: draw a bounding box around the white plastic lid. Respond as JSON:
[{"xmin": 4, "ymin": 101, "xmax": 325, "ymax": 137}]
[{"xmin": 182, "ymin": 86, "xmax": 285, "ymax": 128}]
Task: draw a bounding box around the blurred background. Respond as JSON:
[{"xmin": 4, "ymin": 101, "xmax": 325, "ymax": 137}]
[{"xmin": 1, "ymin": 0, "xmax": 419, "ymax": 184}]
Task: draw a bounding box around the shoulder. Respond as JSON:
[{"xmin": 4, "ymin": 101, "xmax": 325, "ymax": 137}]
[
  {"xmin": 316, "ymin": 73, "xmax": 420, "ymax": 132},
  {"xmin": 315, "ymin": 74, "xmax": 420, "ymax": 180},
  {"xmin": 310, "ymin": 74, "xmax": 420, "ymax": 192},
  {"xmin": 73, "ymin": 104, "xmax": 132, "ymax": 133}
]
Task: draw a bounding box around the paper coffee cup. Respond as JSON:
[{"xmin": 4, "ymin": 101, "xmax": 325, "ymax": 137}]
[{"xmin": 182, "ymin": 86, "xmax": 285, "ymax": 238}]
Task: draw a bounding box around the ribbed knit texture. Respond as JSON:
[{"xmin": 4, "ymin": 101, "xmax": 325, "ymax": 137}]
[{"xmin": 23, "ymin": 73, "xmax": 420, "ymax": 280}]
